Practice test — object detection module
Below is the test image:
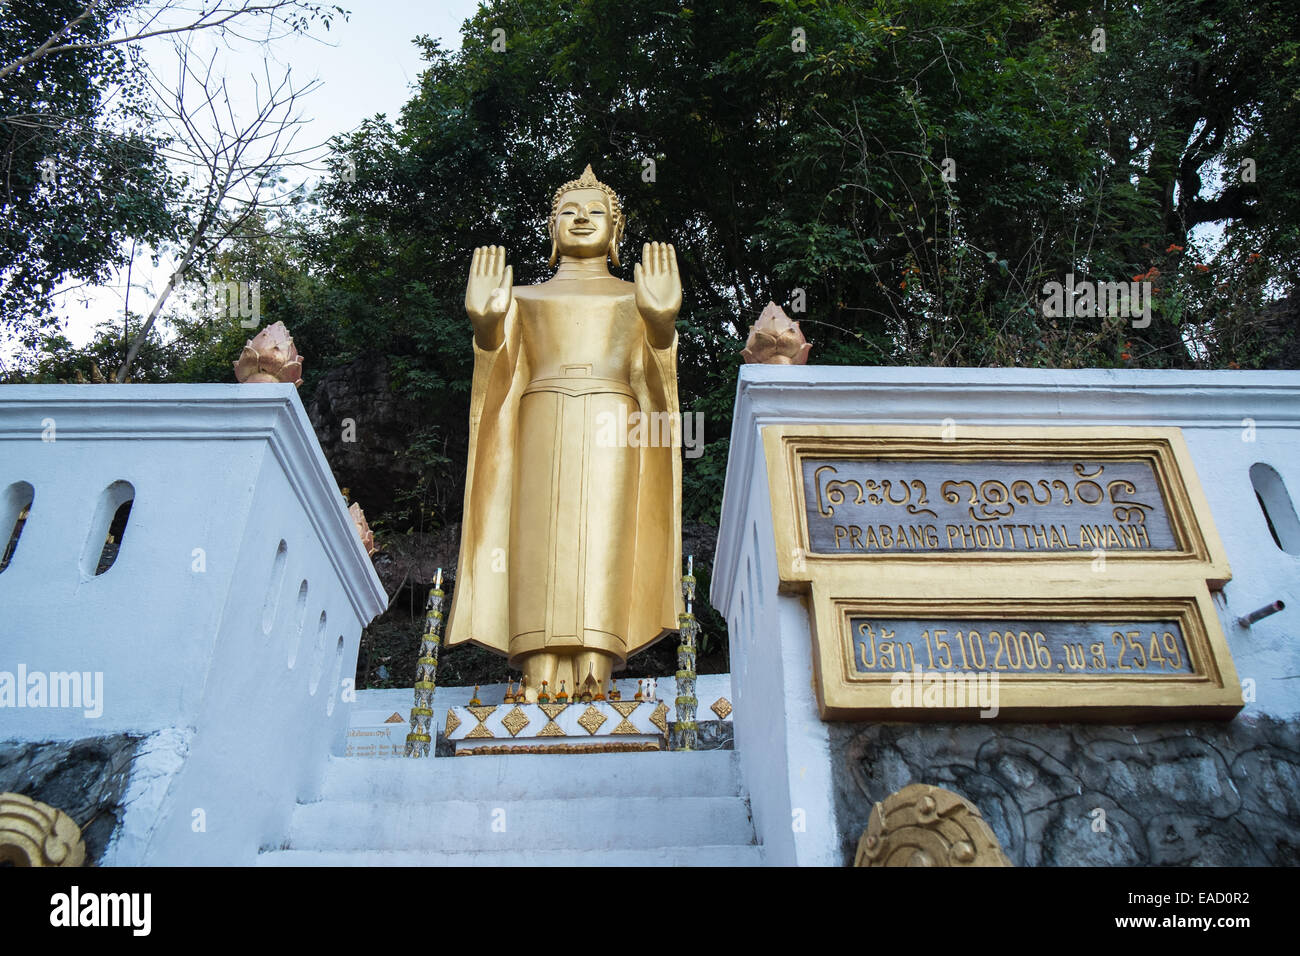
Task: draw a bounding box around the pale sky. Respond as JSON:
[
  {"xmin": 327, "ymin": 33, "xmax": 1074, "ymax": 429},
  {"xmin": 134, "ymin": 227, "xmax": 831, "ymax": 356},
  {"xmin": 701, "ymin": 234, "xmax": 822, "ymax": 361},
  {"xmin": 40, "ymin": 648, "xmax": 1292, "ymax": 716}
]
[{"xmin": 43, "ymin": 0, "xmax": 483, "ymax": 353}]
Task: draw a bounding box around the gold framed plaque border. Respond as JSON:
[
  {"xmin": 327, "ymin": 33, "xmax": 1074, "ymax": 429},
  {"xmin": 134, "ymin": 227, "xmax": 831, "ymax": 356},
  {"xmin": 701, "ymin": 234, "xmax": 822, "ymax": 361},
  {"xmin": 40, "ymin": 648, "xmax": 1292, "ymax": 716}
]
[
  {"xmin": 762, "ymin": 425, "xmax": 1230, "ymax": 590},
  {"xmin": 758, "ymin": 424, "xmax": 1241, "ymax": 721},
  {"xmin": 806, "ymin": 591, "xmax": 1241, "ymax": 720}
]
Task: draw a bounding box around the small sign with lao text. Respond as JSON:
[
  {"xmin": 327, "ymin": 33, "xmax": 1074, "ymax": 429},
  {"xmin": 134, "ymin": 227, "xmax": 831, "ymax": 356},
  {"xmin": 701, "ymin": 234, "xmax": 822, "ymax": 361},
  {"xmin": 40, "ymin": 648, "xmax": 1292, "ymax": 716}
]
[
  {"xmin": 803, "ymin": 458, "xmax": 1176, "ymax": 554},
  {"xmin": 850, "ymin": 617, "xmax": 1194, "ymax": 677}
]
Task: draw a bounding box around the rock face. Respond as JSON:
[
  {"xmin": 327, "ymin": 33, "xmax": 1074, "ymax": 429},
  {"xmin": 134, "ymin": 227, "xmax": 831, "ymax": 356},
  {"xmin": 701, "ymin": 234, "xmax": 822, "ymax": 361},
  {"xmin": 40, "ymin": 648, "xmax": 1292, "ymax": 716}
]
[
  {"xmin": 368, "ymin": 526, "xmax": 463, "ymax": 599},
  {"xmin": 829, "ymin": 717, "xmax": 1300, "ymax": 866},
  {"xmin": 305, "ymin": 354, "xmax": 438, "ymax": 519},
  {"xmin": 0, "ymin": 735, "xmax": 142, "ymax": 864},
  {"xmin": 669, "ymin": 720, "xmax": 734, "ymax": 752}
]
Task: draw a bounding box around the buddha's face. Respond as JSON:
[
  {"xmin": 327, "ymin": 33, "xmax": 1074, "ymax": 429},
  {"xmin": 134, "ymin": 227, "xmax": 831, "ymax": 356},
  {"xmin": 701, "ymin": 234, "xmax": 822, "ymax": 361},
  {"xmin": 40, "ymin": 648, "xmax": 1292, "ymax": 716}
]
[{"xmin": 553, "ymin": 187, "xmax": 614, "ymax": 259}]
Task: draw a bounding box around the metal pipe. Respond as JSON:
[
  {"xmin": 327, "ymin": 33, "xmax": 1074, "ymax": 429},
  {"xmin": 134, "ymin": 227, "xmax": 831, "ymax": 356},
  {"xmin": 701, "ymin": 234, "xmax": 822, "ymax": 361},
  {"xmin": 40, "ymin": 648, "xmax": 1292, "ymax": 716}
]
[{"xmin": 1238, "ymin": 600, "xmax": 1284, "ymax": 627}]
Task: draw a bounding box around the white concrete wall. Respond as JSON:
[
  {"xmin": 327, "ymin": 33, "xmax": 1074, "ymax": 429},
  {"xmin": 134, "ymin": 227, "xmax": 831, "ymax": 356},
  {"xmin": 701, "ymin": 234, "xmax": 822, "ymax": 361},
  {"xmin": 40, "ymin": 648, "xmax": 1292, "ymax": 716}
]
[
  {"xmin": 711, "ymin": 366, "xmax": 1300, "ymax": 866},
  {"xmin": 0, "ymin": 384, "xmax": 387, "ymax": 864},
  {"xmin": 0, "ymin": 435, "xmax": 261, "ymax": 734},
  {"xmin": 713, "ymin": 438, "xmax": 839, "ymax": 866}
]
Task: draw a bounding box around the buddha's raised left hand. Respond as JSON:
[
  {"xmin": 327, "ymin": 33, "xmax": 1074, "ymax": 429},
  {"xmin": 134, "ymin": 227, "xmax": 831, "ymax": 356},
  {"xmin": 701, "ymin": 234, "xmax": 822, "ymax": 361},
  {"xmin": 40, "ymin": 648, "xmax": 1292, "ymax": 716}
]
[{"xmin": 634, "ymin": 242, "xmax": 681, "ymax": 348}]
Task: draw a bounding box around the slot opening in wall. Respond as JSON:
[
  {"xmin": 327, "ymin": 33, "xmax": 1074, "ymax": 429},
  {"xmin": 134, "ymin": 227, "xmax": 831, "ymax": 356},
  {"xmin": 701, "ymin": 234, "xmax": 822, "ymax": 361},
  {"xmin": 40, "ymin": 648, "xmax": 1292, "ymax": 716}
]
[
  {"xmin": 289, "ymin": 580, "xmax": 308, "ymax": 668},
  {"xmin": 326, "ymin": 636, "xmax": 345, "ymax": 716},
  {"xmin": 309, "ymin": 611, "xmax": 328, "ymax": 695},
  {"xmin": 262, "ymin": 540, "xmax": 289, "ymax": 634},
  {"xmin": 0, "ymin": 482, "xmax": 35, "ymax": 574},
  {"xmin": 1250, "ymin": 463, "xmax": 1300, "ymax": 555},
  {"xmin": 82, "ymin": 481, "xmax": 135, "ymax": 577}
]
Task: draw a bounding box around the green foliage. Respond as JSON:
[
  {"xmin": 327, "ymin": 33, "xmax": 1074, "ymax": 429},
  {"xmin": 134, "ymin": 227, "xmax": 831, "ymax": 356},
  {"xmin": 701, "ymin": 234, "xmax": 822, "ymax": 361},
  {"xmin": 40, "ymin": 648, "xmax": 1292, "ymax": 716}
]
[
  {"xmin": 13, "ymin": 0, "xmax": 1297, "ymax": 687},
  {"xmin": 23, "ymin": 316, "xmax": 179, "ymax": 383},
  {"xmin": 14, "ymin": 0, "xmax": 1298, "ymax": 529},
  {"xmin": 0, "ymin": 0, "xmax": 177, "ymax": 341}
]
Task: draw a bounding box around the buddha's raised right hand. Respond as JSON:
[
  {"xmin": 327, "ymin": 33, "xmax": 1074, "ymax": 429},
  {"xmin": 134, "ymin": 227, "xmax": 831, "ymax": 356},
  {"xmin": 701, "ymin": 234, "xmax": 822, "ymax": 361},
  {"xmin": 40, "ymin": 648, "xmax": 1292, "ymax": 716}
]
[{"xmin": 465, "ymin": 245, "xmax": 513, "ymax": 350}]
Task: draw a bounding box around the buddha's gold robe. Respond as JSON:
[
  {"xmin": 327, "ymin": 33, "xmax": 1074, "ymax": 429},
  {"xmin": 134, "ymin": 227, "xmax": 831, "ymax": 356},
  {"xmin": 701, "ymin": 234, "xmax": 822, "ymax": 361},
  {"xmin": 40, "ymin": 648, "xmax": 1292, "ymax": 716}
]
[{"xmin": 445, "ymin": 279, "xmax": 683, "ymax": 672}]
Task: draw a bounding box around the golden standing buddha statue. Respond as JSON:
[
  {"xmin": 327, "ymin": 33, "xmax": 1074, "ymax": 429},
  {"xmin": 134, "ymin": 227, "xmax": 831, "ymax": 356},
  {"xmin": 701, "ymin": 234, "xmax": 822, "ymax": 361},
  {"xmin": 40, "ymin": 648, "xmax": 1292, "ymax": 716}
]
[{"xmin": 445, "ymin": 166, "xmax": 685, "ymax": 702}]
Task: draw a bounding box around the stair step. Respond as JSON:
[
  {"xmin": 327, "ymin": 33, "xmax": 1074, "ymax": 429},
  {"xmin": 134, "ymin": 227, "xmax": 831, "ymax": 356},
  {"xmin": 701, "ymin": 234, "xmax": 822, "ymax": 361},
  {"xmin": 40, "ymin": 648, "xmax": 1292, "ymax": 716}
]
[
  {"xmin": 318, "ymin": 750, "xmax": 742, "ymax": 802},
  {"xmin": 285, "ymin": 795, "xmax": 754, "ymax": 852},
  {"xmin": 259, "ymin": 845, "xmax": 764, "ymax": 867}
]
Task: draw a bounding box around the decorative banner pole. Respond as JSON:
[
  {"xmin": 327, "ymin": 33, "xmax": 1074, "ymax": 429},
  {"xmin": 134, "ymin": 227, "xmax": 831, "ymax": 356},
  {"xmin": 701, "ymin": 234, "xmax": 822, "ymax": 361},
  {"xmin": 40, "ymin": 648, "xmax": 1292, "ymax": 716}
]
[
  {"xmin": 673, "ymin": 555, "xmax": 699, "ymax": 751},
  {"xmin": 404, "ymin": 568, "xmax": 445, "ymax": 758}
]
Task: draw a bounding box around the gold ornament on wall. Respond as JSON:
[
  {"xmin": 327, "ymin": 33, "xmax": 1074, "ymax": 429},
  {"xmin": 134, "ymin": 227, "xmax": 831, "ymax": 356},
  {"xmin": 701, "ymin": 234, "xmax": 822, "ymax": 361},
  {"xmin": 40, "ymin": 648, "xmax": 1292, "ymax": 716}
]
[
  {"xmin": 610, "ymin": 717, "xmax": 640, "ymax": 735},
  {"xmin": 577, "ymin": 705, "xmax": 608, "ymax": 735},
  {"xmin": 348, "ymin": 502, "xmax": 378, "ymax": 556},
  {"xmin": 649, "ymin": 701, "xmax": 670, "ymax": 735},
  {"xmin": 853, "ymin": 783, "xmax": 1011, "ymax": 867},
  {"xmin": 501, "ymin": 706, "xmax": 531, "ymax": 737},
  {"xmin": 0, "ymin": 793, "xmax": 86, "ymax": 867},
  {"xmin": 233, "ymin": 321, "xmax": 304, "ymax": 385},
  {"xmin": 742, "ymin": 302, "xmax": 812, "ymax": 365}
]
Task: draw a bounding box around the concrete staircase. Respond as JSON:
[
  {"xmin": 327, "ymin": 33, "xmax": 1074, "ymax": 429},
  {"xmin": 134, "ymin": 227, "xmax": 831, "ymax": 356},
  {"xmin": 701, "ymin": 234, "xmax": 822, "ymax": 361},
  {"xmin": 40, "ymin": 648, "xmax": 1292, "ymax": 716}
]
[{"xmin": 258, "ymin": 750, "xmax": 763, "ymax": 866}]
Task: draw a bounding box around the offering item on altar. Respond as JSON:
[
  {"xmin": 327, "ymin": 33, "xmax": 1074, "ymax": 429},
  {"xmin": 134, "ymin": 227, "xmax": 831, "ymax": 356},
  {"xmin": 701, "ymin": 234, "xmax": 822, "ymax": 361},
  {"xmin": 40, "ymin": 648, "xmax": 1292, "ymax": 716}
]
[{"xmin": 580, "ymin": 666, "xmax": 600, "ymax": 703}]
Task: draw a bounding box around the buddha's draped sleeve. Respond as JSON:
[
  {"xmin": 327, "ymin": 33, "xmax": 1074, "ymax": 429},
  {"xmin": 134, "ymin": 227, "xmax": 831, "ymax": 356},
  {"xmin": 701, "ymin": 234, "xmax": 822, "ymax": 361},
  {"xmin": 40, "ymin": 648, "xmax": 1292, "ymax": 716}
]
[
  {"xmin": 445, "ymin": 299, "xmax": 526, "ymax": 653},
  {"xmin": 624, "ymin": 328, "xmax": 686, "ymax": 655}
]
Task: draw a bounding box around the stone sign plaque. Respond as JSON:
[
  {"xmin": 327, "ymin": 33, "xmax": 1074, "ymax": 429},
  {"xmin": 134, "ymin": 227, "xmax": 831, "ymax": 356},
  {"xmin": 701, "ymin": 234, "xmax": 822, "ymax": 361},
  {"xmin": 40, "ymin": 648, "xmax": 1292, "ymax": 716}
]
[
  {"xmin": 810, "ymin": 597, "xmax": 1241, "ymax": 719},
  {"xmin": 803, "ymin": 458, "xmax": 1178, "ymax": 553},
  {"xmin": 849, "ymin": 617, "xmax": 1194, "ymax": 677},
  {"xmin": 345, "ymin": 711, "xmax": 408, "ymax": 758},
  {"xmin": 761, "ymin": 425, "xmax": 1241, "ymax": 720}
]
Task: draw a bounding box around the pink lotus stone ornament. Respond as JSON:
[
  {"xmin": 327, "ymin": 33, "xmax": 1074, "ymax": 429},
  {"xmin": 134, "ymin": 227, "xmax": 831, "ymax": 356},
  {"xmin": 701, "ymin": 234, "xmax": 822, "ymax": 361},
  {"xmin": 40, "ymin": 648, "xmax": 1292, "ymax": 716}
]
[
  {"xmin": 349, "ymin": 502, "xmax": 377, "ymax": 556},
  {"xmin": 233, "ymin": 321, "xmax": 304, "ymax": 386},
  {"xmin": 742, "ymin": 302, "xmax": 812, "ymax": 365}
]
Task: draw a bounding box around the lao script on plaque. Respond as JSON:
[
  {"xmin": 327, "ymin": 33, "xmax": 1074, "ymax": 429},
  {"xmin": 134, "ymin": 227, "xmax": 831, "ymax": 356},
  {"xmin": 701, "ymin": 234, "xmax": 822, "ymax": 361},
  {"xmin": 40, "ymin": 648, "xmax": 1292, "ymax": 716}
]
[
  {"xmin": 803, "ymin": 458, "xmax": 1176, "ymax": 553},
  {"xmin": 849, "ymin": 617, "xmax": 1194, "ymax": 677}
]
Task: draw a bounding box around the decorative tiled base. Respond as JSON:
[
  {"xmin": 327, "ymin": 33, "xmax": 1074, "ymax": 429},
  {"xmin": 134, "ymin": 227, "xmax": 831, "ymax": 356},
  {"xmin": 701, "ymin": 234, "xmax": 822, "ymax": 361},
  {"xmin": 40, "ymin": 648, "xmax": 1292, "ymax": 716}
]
[
  {"xmin": 446, "ymin": 700, "xmax": 670, "ymax": 754},
  {"xmin": 453, "ymin": 741, "xmax": 662, "ymax": 756}
]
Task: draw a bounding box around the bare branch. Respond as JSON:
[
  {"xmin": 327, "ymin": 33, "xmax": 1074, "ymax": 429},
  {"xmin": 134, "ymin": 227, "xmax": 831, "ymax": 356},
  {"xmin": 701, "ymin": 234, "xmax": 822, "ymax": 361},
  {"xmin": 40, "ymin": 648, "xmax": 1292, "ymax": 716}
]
[
  {"xmin": 114, "ymin": 30, "xmax": 326, "ymax": 380},
  {"xmin": 0, "ymin": 2, "xmax": 346, "ymax": 83}
]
